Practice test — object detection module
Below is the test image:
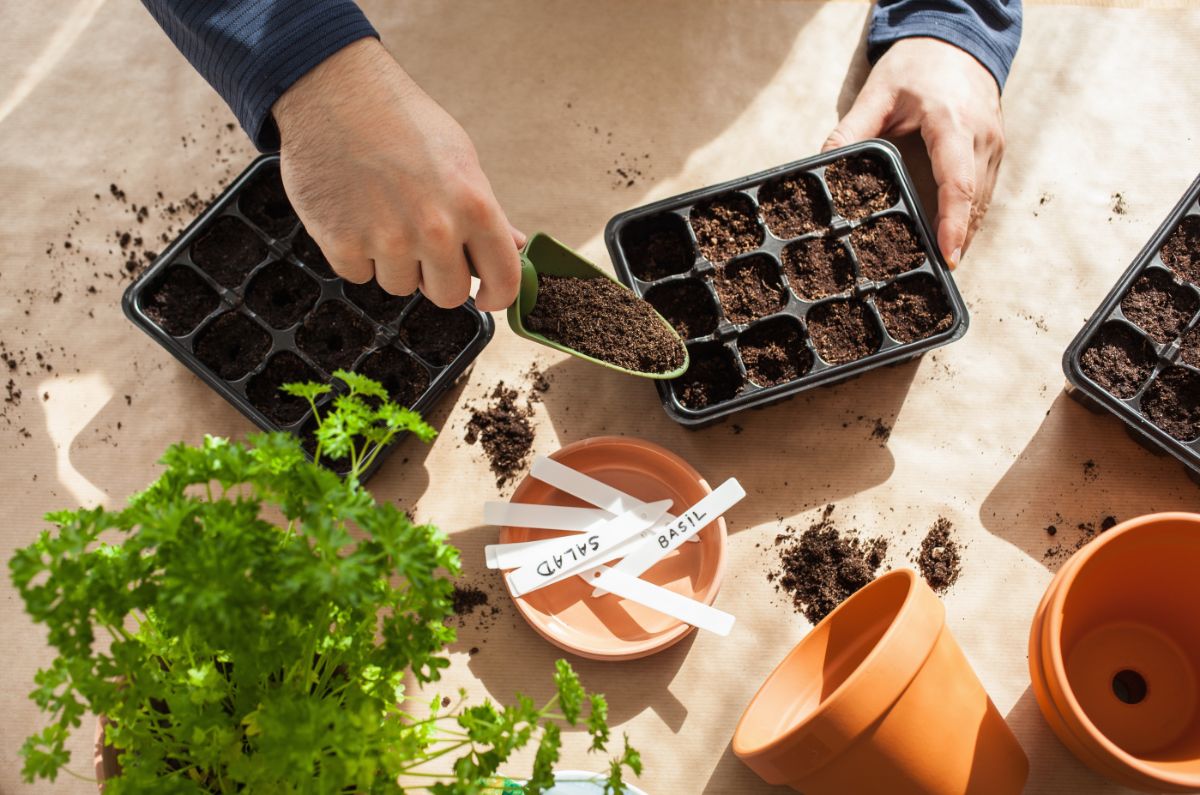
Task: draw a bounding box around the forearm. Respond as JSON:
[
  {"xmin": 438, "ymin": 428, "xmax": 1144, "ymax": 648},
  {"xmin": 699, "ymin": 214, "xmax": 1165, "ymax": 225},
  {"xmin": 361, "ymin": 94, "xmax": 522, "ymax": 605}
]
[
  {"xmin": 868, "ymin": 0, "xmax": 1022, "ymax": 90},
  {"xmin": 140, "ymin": 0, "xmax": 378, "ymax": 151}
]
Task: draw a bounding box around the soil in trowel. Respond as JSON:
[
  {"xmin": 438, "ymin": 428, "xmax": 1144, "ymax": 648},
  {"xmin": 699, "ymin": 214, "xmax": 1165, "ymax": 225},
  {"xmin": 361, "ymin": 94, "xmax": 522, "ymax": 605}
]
[
  {"xmin": 770, "ymin": 505, "xmax": 888, "ymax": 624},
  {"xmin": 915, "ymin": 517, "xmax": 961, "ymax": 593},
  {"xmin": 525, "ymin": 275, "xmax": 685, "ymax": 373}
]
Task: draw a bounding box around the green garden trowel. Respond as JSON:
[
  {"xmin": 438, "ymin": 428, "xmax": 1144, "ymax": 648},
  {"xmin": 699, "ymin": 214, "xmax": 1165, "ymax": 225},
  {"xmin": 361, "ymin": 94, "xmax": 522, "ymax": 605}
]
[{"xmin": 507, "ymin": 232, "xmax": 689, "ymax": 379}]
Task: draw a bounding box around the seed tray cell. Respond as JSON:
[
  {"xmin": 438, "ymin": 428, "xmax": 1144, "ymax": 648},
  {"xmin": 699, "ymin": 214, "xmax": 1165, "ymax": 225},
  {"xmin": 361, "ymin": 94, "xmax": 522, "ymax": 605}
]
[
  {"xmin": 1065, "ymin": 173, "xmax": 1200, "ymax": 481},
  {"xmin": 605, "ymin": 140, "xmax": 969, "ymax": 425},
  {"xmin": 123, "ymin": 155, "xmax": 494, "ymax": 481}
]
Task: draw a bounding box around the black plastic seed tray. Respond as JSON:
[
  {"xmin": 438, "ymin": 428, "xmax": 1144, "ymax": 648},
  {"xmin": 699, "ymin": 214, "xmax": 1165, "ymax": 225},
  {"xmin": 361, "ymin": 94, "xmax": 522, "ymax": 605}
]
[
  {"xmin": 1063, "ymin": 172, "xmax": 1200, "ymax": 483},
  {"xmin": 605, "ymin": 140, "xmax": 968, "ymax": 426},
  {"xmin": 123, "ymin": 155, "xmax": 494, "ymax": 481}
]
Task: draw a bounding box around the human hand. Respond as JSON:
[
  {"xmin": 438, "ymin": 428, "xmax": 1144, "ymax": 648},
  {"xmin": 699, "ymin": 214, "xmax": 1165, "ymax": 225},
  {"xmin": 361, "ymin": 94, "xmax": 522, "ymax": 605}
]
[
  {"xmin": 822, "ymin": 37, "xmax": 1005, "ymax": 268},
  {"xmin": 272, "ymin": 38, "xmax": 525, "ymax": 310}
]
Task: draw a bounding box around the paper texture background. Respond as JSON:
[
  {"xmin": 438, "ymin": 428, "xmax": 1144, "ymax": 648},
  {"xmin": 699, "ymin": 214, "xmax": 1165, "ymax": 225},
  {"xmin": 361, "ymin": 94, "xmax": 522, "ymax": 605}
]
[{"xmin": 2, "ymin": 1, "xmax": 1198, "ymax": 792}]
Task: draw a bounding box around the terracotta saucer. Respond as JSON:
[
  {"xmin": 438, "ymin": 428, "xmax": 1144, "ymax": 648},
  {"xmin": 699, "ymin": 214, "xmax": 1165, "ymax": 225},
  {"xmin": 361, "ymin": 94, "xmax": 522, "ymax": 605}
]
[{"xmin": 500, "ymin": 436, "xmax": 727, "ymax": 660}]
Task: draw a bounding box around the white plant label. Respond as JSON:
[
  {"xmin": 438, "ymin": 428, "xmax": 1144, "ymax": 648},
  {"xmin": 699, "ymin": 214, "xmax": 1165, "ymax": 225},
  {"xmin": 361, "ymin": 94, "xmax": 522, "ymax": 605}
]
[
  {"xmin": 590, "ymin": 567, "xmax": 735, "ymax": 636},
  {"xmin": 505, "ymin": 499, "xmax": 672, "ymax": 597},
  {"xmin": 483, "ymin": 502, "xmax": 613, "ymax": 533}
]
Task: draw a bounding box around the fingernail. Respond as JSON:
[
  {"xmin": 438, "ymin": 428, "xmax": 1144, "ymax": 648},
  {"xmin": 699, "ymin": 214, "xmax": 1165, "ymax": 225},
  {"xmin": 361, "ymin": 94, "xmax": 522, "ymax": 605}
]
[{"xmin": 950, "ymin": 248, "xmax": 962, "ymax": 270}]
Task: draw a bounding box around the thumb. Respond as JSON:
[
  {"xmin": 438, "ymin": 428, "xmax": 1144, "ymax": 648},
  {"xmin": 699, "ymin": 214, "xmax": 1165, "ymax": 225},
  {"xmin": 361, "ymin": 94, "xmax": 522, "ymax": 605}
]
[{"xmin": 822, "ymin": 87, "xmax": 893, "ymax": 152}]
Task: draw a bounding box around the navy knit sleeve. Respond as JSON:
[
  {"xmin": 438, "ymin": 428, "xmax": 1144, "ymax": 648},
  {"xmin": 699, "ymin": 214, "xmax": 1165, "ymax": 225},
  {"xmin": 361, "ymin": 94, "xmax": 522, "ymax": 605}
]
[
  {"xmin": 868, "ymin": 0, "xmax": 1022, "ymax": 90},
  {"xmin": 141, "ymin": 0, "xmax": 378, "ymax": 151}
]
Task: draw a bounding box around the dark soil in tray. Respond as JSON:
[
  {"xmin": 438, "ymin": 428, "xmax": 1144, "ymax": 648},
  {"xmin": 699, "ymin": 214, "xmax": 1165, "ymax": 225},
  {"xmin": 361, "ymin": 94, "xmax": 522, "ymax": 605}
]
[
  {"xmin": 621, "ymin": 214, "xmax": 695, "ymax": 281},
  {"xmin": 738, "ymin": 318, "xmax": 812, "ymax": 387},
  {"xmin": 781, "ymin": 237, "xmax": 854, "ymax": 301},
  {"xmin": 1180, "ymin": 326, "xmax": 1200, "ymax": 369},
  {"xmin": 916, "ymin": 517, "xmax": 961, "ymax": 593},
  {"xmin": 344, "ymin": 280, "xmax": 410, "ymax": 323},
  {"xmin": 808, "ymin": 299, "xmax": 881, "ymax": 364},
  {"xmin": 851, "ymin": 215, "xmax": 925, "ymax": 281},
  {"xmin": 874, "ymin": 276, "xmax": 953, "ymax": 343},
  {"xmin": 399, "ymin": 300, "xmax": 479, "ymax": 366},
  {"xmin": 356, "ymin": 346, "xmax": 429, "ymax": 408},
  {"xmin": 758, "ymin": 172, "xmax": 831, "ymax": 239},
  {"xmin": 770, "ymin": 505, "xmax": 888, "ymax": 624},
  {"xmin": 193, "ymin": 312, "xmax": 271, "ymax": 381},
  {"xmin": 1080, "ymin": 322, "xmax": 1157, "ymax": 399},
  {"xmin": 247, "ymin": 351, "xmax": 320, "ymax": 425},
  {"xmin": 1119, "ymin": 269, "xmax": 1198, "ymax": 344},
  {"xmin": 645, "ymin": 280, "xmax": 720, "ymax": 340},
  {"xmin": 239, "ymin": 165, "xmax": 296, "ymax": 238},
  {"xmin": 825, "ymin": 154, "xmax": 899, "ymax": 220},
  {"xmin": 244, "ymin": 260, "xmax": 319, "ymax": 328},
  {"xmin": 713, "ymin": 255, "xmax": 786, "ymax": 324},
  {"xmin": 690, "ymin": 192, "xmax": 763, "ymax": 264},
  {"xmin": 1142, "ymin": 366, "xmax": 1200, "ymax": 441},
  {"xmin": 291, "ymin": 227, "xmax": 336, "ymax": 278},
  {"xmin": 295, "ymin": 301, "xmax": 375, "ymax": 372},
  {"xmin": 189, "ymin": 216, "xmax": 268, "ymax": 287},
  {"xmin": 525, "ymin": 275, "xmax": 685, "ymax": 373},
  {"xmin": 673, "ymin": 345, "xmax": 742, "ymax": 409},
  {"xmin": 141, "ymin": 265, "xmax": 220, "ymax": 336},
  {"xmin": 1160, "ymin": 215, "xmax": 1200, "ymax": 285}
]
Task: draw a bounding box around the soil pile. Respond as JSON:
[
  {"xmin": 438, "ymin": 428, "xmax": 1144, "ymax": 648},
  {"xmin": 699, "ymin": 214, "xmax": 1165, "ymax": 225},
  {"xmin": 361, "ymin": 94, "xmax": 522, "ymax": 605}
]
[
  {"xmin": 525, "ymin": 275, "xmax": 685, "ymax": 373},
  {"xmin": 466, "ymin": 383, "xmax": 535, "ymax": 487},
  {"xmin": 916, "ymin": 518, "xmax": 962, "ymax": 593},
  {"xmin": 770, "ymin": 506, "xmax": 888, "ymax": 624}
]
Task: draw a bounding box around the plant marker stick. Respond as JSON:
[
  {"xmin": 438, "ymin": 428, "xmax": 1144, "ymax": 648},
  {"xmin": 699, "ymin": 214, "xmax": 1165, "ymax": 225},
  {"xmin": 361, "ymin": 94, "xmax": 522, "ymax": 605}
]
[
  {"xmin": 590, "ymin": 567, "xmax": 735, "ymax": 636},
  {"xmin": 593, "ymin": 478, "xmax": 744, "ymax": 596},
  {"xmin": 483, "ymin": 502, "xmax": 614, "ymax": 533},
  {"xmin": 529, "ymin": 456, "xmax": 698, "ymax": 543},
  {"xmin": 505, "ymin": 500, "xmax": 672, "ymax": 597}
]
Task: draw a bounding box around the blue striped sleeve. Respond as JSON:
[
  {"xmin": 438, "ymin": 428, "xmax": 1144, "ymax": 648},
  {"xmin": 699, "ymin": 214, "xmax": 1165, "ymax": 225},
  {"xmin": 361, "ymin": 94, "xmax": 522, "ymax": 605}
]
[
  {"xmin": 868, "ymin": 0, "xmax": 1022, "ymax": 90},
  {"xmin": 141, "ymin": 0, "xmax": 378, "ymax": 151}
]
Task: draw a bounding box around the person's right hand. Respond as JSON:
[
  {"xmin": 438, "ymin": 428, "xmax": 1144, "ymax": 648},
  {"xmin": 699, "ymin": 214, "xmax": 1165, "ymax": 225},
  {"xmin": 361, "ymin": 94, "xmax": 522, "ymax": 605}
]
[{"xmin": 272, "ymin": 37, "xmax": 525, "ymax": 310}]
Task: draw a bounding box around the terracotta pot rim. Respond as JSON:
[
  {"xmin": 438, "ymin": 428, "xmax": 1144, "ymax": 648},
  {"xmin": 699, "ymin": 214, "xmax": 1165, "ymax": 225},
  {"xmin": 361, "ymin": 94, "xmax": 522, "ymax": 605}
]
[
  {"xmin": 1041, "ymin": 511, "xmax": 1200, "ymax": 789},
  {"xmin": 731, "ymin": 568, "xmax": 941, "ymax": 760},
  {"xmin": 503, "ymin": 435, "xmax": 728, "ymax": 660}
]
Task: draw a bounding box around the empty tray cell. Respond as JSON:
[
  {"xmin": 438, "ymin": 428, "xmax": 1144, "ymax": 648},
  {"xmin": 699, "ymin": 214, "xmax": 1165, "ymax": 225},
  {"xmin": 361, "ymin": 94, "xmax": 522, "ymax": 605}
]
[
  {"xmin": 1160, "ymin": 215, "xmax": 1200, "ymax": 286},
  {"xmin": 782, "ymin": 236, "xmax": 854, "ymax": 301},
  {"xmin": 1119, "ymin": 269, "xmax": 1198, "ymax": 344},
  {"xmin": 621, "ymin": 213, "xmax": 695, "ymax": 281},
  {"xmin": 140, "ymin": 265, "xmax": 219, "ymax": 336},
  {"xmin": 239, "ymin": 164, "xmax": 296, "ymax": 238},
  {"xmin": 344, "ymin": 279, "xmax": 410, "ymax": 323},
  {"xmin": 690, "ymin": 192, "xmax": 764, "ymax": 264},
  {"xmin": 355, "ymin": 345, "xmax": 430, "ymax": 408},
  {"xmin": 399, "ymin": 299, "xmax": 479, "ymax": 366},
  {"xmin": 193, "ymin": 311, "xmax": 271, "ymax": 381},
  {"xmin": 190, "ymin": 215, "xmax": 268, "ymax": 287},
  {"xmin": 671, "ymin": 344, "xmax": 742, "ymax": 410},
  {"xmin": 825, "ymin": 154, "xmax": 900, "ymax": 220},
  {"xmin": 851, "ymin": 214, "xmax": 925, "ymax": 281},
  {"xmin": 874, "ymin": 275, "xmax": 954, "ymax": 343},
  {"xmin": 808, "ymin": 299, "xmax": 882, "ymax": 364},
  {"xmin": 291, "ymin": 227, "xmax": 336, "ymax": 278},
  {"xmin": 1142, "ymin": 366, "xmax": 1200, "ymax": 442},
  {"xmin": 295, "ymin": 301, "xmax": 375, "ymax": 372},
  {"xmin": 738, "ymin": 317, "xmax": 812, "ymax": 387},
  {"xmin": 244, "ymin": 260, "xmax": 319, "ymax": 328},
  {"xmin": 1080, "ymin": 322, "xmax": 1157, "ymax": 399},
  {"xmin": 645, "ymin": 279, "xmax": 719, "ymax": 340},
  {"xmin": 247, "ymin": 351, "xmax": 320, "ymax": 425},
  {"xmin": 759, "ymin": 171, "xmax": 831, "ymax": 239},
  {"xmin": 714, "ymin": 254, "xmax": 786, "ymax": 325}
]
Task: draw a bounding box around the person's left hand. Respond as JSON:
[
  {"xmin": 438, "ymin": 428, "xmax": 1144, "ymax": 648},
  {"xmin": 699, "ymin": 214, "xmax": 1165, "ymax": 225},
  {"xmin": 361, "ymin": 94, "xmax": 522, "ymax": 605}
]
[{"xmin": 822, "ymin": 37, "xmax": 1005, "ymax": 268}]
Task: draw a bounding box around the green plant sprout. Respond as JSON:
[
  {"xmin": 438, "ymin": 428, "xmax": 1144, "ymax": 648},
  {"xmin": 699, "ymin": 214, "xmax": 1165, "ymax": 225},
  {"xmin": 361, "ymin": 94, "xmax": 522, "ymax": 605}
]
[{"xmin": 10, "ymin": 370, "xmax": 640, "ymax": 793}]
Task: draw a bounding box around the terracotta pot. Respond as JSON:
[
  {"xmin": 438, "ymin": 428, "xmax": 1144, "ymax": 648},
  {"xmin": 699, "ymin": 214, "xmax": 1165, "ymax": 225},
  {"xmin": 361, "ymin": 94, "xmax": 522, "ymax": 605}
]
[
  {"xmin": 94, "ymin": 717, "xmax": 118, "ymax": 789},
  {"xmin": 1029, "ymin": 512, "xmax": 1200, "ymax": 792},
  {"xmin": 733, "ymin": 568, "xmax": 1027, "ymax": 794}
]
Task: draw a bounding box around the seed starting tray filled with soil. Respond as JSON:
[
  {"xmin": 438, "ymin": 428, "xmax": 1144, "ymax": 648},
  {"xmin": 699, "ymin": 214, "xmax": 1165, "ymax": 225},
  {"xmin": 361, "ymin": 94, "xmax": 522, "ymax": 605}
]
[
  {"xmin": 124, "ymin": 155, "xmax": 494, "ymax": 480},
  {"xmin": 604, "ymin": 140, "xmax": 968, "ymax": 424},
  {"xmin": 1064, "ymin": 173, "xmax": 1200, "ymax": 482}
]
